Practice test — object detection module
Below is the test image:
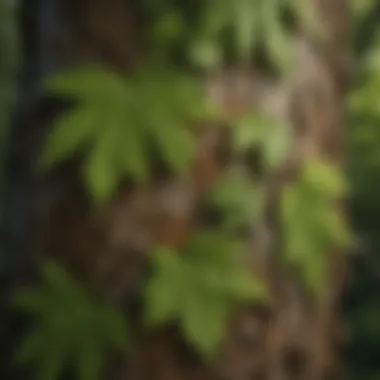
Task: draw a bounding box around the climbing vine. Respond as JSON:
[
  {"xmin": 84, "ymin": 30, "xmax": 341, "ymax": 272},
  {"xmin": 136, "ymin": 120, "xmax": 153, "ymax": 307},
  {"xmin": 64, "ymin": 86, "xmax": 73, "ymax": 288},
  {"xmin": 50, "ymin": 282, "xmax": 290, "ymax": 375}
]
[{"xmin": 10, "ymin": 2, "xmax": 350, "ymax": 380}]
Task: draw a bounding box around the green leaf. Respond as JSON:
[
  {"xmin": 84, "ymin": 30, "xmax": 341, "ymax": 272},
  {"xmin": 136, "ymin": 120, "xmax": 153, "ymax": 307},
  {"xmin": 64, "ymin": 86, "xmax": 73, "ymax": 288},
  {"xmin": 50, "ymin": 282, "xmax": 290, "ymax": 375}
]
[
  {"xmin": 37, "ymin": 348, "xmax": 66, "ymax": 380},
  {"xmin": 291, "ymin": 0, "xmax": 325, "ymax": 40},
  {"xmin": 15, "ymin": 329, "xmax": 45, "ymax": 364},
  {"xmin": 38, "ymin": 106, "xmax": 97, "ymax": 170},
  {"xmin": 233, "ymin": 0, "xmax": 258, "ymax": 60},
  {"xmin": 44, "ymin": 65, "xmax": 129, "ymax": 101},
  {"xmin": 262, "ymin": 123, "xmax": 292, "ymax": 170},
  {"xmin": 12, "ymin": 261, "xmax": 130, "ymax": 380},
  {"xmin": 303, "ymin": 158, "xmax": 348, "ymax": 197},
  {"xmin": 12, "ymin": 289, "xmax": 49, "ymax": 316},
  {"xmin": 152, "ymin": 122, "xmax": 195, "ymax": 175},
  {"xmin": 144, "ymin": 247, "xmax": 182, "ymax": 326},
  {"xmin": 227, "ymin": 270, "xmax": 267, "ymax": 301},
  {"xmin": 82, "ymin": 129, "xmax": 120, "ymax": 203},
  {"xmin": 188, "ymin": 0, "xmax": 296, "ymax": 70},
  {"xmin": 40, "ymin": 65, "xmax": 203, "ymax": 203},
  {"xmin": 190, "ymin": 39, "xmax": 222, "ymax": 68},
  {"xmin": 233, "ymin": 113, "xmax": 269, "ymax": 153},
  {"xmin": 281, "ymin": 158, "xmax": 350, "ymax": 295},
  {"xmin": 145, "ymin": 233, "xmax": 267, "ymax": 356},
  {"xmin": 233, "ymin": 112, "xmax": 291, "ymax": 170},
  {"xmin": 76, "ymin": 340, "xmax": 104, "ymax": 380},
  {"xmin": 262, "ymin": 0, "xmax": 293, "ymax": 74},
  {"xmin": 99, "ymin": 307, "xmax": 130, "ymax": 351},
  {"xmin": 183, "ymin": 232, "xmax": 240, "ymax": 269},
  {"xmin": 118, "ymin": 120, "xmax": 148, "ymax": 182},
  {"xmin": 181, "ymin": 289, "xmax": 229, "ymax": 357},
  {"xmin": 210, "ymin": 168, "xmax": 264, "ymax": 230}
]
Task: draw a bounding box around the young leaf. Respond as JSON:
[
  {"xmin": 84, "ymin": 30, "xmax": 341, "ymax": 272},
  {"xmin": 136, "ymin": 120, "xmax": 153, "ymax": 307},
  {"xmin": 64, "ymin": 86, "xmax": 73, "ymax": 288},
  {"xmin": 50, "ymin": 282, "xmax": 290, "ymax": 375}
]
[
  {"xmin": 209, "ymin": 168, "xmax": 264, "ymax": 230},
  {"xmin": 281, "ymin": 159, "xmax": 350, "ymax": 295}
]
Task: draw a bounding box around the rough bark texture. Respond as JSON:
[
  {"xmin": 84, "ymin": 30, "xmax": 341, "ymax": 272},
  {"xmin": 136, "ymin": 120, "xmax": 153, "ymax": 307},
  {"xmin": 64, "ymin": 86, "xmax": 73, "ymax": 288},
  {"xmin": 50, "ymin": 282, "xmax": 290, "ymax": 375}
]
[{"xmin": 2, "ymin": 1, "xmax": 349, "ymax": 379}]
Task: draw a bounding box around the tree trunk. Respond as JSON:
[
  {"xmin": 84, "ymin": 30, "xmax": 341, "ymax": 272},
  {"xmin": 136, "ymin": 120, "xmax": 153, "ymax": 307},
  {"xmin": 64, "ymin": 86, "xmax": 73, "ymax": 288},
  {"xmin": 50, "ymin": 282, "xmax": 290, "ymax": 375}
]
[{"xmin": 2, "ymin": 1, "xmax": 349, "ymax": 380}]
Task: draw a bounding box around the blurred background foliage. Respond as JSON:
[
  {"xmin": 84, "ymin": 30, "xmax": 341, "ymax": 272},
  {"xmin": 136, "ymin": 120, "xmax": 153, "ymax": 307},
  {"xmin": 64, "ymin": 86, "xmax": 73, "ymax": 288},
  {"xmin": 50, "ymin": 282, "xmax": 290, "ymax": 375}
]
[
  {"xmin": 345, "ymin": 0, "xmax": 380, "ymax": 379},
  {"xmin": 0, "ymin": 0, "xmax": 18, "ymax": 211},
  {"xmin": 1, "ymin": 0, "xmax": 380, "ymax": 379}
]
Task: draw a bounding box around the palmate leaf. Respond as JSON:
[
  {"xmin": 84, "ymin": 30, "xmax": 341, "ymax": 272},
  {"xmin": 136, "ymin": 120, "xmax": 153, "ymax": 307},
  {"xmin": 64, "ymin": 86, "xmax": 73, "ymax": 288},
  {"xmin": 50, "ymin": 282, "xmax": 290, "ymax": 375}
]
[
  {"xmin": 191, "ymin": 0, "xmax": 260, "ymax": 65},
  {"xmin": 281, "ymin": 159, "xmax": 351, "ymax": 294},
  {"xmin": 261, "ymin": 0, "xmax": 294, "ymax": 73},
  {"xmin": 145, "ymin": 232, "xmax": 267, "ymax": 357},
  {"xmin": 12, "ymin": 262, "xmax": 129, "ymax": 380},
  {"xmin": 209, "ymin": 168, "xmax": 264, "ymax": 230},
  {"xmin": 41, "ymin": 65, "xmax": 207, "ymax": 203},
  {"xmin": 188, "ymin": 0, "xmax": 292, "ymax": 70},
  {"xmin": 188, "ymin": 0, "xmax": 323, "ymax": 72}
]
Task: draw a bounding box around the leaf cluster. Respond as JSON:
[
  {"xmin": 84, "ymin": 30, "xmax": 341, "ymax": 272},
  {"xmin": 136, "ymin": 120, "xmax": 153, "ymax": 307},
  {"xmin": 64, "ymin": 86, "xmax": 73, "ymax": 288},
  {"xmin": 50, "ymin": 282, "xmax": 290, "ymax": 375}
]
[
  {"xmin": 189, "ymin": 0, "xmax": 321, "ymax": 70},
  {"xmin": 10, "ymin": 1, "xmax": 353, "ymax": 379}
]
